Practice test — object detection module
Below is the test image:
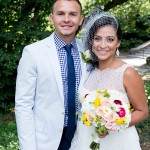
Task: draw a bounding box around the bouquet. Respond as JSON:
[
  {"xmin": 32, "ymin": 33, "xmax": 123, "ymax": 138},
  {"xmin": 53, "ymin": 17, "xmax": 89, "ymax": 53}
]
[{"xmin": 80, "ymin": 89, "xmax": 131, "ymax": 150}]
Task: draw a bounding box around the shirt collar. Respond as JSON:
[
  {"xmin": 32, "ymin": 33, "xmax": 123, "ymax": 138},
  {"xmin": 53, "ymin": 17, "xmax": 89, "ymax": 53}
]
[{"xmin": 54, "ymin": 32, "xmax": 77, "ymax": 50}]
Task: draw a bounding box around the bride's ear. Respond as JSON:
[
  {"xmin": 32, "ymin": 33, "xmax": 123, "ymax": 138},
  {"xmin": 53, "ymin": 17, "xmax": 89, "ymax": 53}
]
[{"xmin": 117, "ymin": 40, "xmax": 121, "ymax": 48}]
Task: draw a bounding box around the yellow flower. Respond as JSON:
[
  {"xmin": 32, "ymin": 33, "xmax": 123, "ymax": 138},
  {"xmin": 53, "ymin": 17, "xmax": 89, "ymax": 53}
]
[
  {"xmin": 84, "ymin": 121, "xmax": 92, "ymax": 126},
  {"xmin": 127, "ymin": 103, "xmax": 131, "ymax": 109},
  {"xmin": 115, "ymin": 117, "xmax": 126, "ymax": 124},
  {"xmin": 82, "ymin": 113, "xmax": 92, "ymax": 126},
  {"xmin": 94, "ymin": 97, "xmax": 101, "ymax": 107},
  {"xmin": 82, "ymin": 113, "xmax": 87, "ymax": 122},
  {"xmin": 121, "ymin": 117, "xmax": 126, "ymax": 122}
]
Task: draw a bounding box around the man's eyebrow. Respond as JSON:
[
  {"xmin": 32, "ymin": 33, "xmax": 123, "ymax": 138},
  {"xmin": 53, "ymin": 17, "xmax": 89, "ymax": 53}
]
[
  {"xmin": 56, "ymin": 10, "xmax": 78, "ymax": 14},
  {"xmin": 56, "ymin": 11, "xmax": 64, "ymax": 13}
]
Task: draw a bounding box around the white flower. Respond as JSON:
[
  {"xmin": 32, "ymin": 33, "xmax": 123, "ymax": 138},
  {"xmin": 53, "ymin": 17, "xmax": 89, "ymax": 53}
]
[
  {"xmin": 81, "ymin": 50, "xmax": 92, "ymax": 63},
  {"xmin": 84, "ymin": 50, "xmax": 91, "ymax": 59}
]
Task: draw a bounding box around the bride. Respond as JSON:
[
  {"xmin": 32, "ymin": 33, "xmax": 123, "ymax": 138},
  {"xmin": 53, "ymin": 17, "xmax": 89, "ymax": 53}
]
[{"xmin": 70, "ymin": 10, "xmax": 149, "ymax": 150}]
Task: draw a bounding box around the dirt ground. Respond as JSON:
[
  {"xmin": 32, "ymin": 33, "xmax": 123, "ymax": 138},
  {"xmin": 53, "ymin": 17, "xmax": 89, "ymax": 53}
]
[
  {"xmin": 138, "ymin": 127, "xmax": 150, "ymax": 150},
  {"xmin": 141, "ymin": 143, "xmax": 150, "ymax": 150}
]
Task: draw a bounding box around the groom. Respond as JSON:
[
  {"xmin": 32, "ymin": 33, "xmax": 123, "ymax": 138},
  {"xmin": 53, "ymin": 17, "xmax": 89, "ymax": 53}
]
[{"xmin": 15, "ymin": 0, "xmax": 84, "ymax": 149}]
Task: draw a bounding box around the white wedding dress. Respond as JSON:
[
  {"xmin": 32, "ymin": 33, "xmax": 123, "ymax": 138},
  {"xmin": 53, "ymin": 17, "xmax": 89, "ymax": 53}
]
[{"xmin": 70, "ymin": 64, "xmax": 141, "ymax": 150}]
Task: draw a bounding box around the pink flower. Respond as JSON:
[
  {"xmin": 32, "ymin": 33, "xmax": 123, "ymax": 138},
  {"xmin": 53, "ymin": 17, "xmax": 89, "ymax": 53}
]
[
  {"xmin": 95, "ymin": 107, "xmax": 105, "ymax": 117},
  {"xmin": 105, "ymin": 122, "xmax": 114, "ymax": 129},
  {"xmin": 87, "ymin": 112, "xmax": 95, "ymax": 123},
  {"xmin": 104, "ymin": 114, "xmax": 118, "ymax": 122},
  {"xmin": 110, "ymin": 123, "xmax": 120, "ymax": 131},
  {"xmin": 105, "ymin": 122, "xmax": 120, "ymax": 131},
  {"xmin": 96, "ymin": 106, "xmax": 113, "ymax": 118},
  {"xmin": 101, "ymin": 99, "xmax": 111, "ymax": 107},
  {"xmin": 101, "ymin": 118, "xmax": 107, "ymax": 125},
  {"xmin": 114, "ymin": 100, "xmax": 122, "ymax": 105},
  {"xmin": 117, "ymin": 107, "xmax": 126, "ymax": 117},
  {"xmin": 108, "ymin": 125, "xmax": 120, "ymax": 133}
]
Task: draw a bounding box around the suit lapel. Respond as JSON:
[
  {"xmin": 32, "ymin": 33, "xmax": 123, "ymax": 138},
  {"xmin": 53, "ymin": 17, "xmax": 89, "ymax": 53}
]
[
  {"xmin": 76, "ymin": 38, "xmax": 85, "ymax": 75},
  {"xmin": 43, "ymin": 35, "xmax": 91, "ymax": 102},
  {"xmin": 44, "ymin": 33, "xmax": 64, "ymax": 102}
]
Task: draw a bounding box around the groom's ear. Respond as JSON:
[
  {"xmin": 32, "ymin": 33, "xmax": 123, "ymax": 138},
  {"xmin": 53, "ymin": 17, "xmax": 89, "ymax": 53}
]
[
  {"xmin": 79, "ymin": 15, "xmax": 84, "ymax": 26},
  {"xmin": 50, "ymin": 14, "xmax": 54, "ymax": 25}
]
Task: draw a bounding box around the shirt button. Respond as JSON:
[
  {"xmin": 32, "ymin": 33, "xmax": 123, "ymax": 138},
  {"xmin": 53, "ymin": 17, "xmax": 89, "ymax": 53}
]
[{"xmin": 61, "ymin": 112, "xmax": 64, "ymax": 114}]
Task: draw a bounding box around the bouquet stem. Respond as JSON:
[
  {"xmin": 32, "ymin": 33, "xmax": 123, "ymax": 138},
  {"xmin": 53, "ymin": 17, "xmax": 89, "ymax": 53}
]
[{"xmin": 90, "ymin": 141, "xmax": 100, "ymax": 150}]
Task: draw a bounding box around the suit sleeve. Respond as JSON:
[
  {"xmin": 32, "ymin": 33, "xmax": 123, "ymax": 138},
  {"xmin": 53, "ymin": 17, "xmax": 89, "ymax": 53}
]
[{"xmin": 15, "ymin": 46, "xmax": 37, "ymax": 150}]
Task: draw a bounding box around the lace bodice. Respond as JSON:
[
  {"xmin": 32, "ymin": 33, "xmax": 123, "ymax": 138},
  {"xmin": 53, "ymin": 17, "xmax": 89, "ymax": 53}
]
[{"xmin": 84, "ymin": 63, "xmax": 130, "ymax": 96}]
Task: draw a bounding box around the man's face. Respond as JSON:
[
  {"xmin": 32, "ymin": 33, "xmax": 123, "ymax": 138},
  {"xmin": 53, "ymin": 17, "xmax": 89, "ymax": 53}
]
[{"xmin": 50, "ymin": 0, "xmax": 83, "ymax": 42}]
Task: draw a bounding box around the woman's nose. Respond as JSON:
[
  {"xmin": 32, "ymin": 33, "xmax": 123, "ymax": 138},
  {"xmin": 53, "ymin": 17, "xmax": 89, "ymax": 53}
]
[{"xmin": 100, "ymin": 40, "xmax": 107, "ymax": 49}]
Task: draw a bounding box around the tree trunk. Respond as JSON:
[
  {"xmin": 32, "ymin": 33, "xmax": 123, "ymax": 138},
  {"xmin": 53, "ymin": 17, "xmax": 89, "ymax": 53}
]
[{"xmin": 104, "ymin": 0, "xmax": 129, "ymax": 11}]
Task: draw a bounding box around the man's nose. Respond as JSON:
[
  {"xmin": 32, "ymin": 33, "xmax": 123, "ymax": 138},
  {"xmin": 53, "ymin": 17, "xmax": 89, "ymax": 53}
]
[{"xmin": 64, "ymin": 14, "xmax": 70, "ymax": 22}]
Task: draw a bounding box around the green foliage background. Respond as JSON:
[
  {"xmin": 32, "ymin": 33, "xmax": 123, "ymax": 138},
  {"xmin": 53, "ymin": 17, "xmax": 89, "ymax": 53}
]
[
  {"xmin": 0, "ymin": 0, "xmax": 150, "ymax": 105},
  {"xmin": 0, "ymin": 0, "xmax": 53, "ymax": 104}
]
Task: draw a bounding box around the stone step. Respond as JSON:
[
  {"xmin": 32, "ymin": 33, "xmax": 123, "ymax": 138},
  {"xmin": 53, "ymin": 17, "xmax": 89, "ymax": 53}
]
[{"xmin": 130, "ymin": 41, "xmax": 150, "ymax": 56}]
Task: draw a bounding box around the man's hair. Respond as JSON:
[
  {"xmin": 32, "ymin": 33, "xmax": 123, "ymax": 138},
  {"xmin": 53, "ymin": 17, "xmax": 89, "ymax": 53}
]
[{"xmin": 51, "ymin": 0, "xmax": 82, "ymax": 14}]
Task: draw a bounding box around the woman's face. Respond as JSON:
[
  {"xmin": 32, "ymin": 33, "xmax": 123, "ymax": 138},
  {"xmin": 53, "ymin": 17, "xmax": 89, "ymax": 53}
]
[{"xmin": 92, "ymin": 25, "xmax": 121, "ymax": 61}]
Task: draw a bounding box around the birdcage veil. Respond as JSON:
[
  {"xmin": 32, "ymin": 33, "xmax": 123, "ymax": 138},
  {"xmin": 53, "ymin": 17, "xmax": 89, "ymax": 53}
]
[
  {"xmin": 81, "ymin": 9, "xmax": 119, "ymax": 51},
  {"xmin": 80, "ymin": 9, "xmax": 120, "ymax": 64}
]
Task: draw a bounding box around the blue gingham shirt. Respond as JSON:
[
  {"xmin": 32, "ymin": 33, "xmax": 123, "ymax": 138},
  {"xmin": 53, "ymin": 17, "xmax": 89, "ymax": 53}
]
[{"xmin": 54, "ymin": 33, "xmax": 81, "ymax": 127}]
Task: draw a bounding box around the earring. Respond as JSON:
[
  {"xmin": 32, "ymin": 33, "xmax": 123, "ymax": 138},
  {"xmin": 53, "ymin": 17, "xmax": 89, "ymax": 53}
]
[{"xmin": 116, "ymin": 49, "xmax": 120, "ymax": 56}]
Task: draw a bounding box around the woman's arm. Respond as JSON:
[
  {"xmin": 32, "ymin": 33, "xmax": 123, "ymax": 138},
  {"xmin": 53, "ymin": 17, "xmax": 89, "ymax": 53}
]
[{"xmin": 123, "ymin": 67, "xmax": 149, "ymax": 127}]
